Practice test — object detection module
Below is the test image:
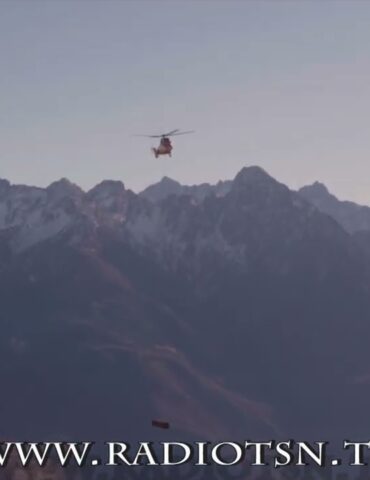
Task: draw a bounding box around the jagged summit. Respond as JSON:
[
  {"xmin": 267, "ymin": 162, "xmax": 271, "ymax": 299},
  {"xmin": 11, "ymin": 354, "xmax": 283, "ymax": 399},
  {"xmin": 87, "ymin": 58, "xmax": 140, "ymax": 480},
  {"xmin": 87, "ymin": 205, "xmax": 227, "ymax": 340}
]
[
  {"xmin": 141, "ymin": 166, "xmax": 275, "ymax": 202},
  {"xmin": 160, "ymin": 176, "xmax": 181, "ymax": 186},
  {"xmin": 47, "ymin": 178, "xmax": 84, "ymax": 198},
  {"xmin": 140, "ymin": 174, "xmax": 232, "ymax": 203},
  {"xmin": 140, "ymin": 176, "xmax": 183, "ymax": 202},
  {"xmin": 299, "ymin": 181, "xmax": 370, "ymax": 234},
  {"xmin": 228, "ymin": 166, "xmax": 292, "ymax": 210},
  {"xmin": 232, "ymin": 165, "xmax": 277, "ymax": 188},
  {"xmin": 234, "ymin": 165, "xmax": 269, "ymax": 180},
  {"xmin": 2, "ymin": 167, "xmax": 370, "ymax": 256},
  {"xmin": 88, "ymin": 179, "xmax": 126, "ymax": 196},
  {"xmin": 299, "ymin": 181, "xmax": 330, "ymax": 198}
]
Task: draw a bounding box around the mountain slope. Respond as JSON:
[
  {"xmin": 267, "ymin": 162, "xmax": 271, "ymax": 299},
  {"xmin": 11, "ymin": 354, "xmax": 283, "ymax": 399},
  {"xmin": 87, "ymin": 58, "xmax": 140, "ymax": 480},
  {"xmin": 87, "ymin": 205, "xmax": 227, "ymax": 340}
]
[{"xmin": 0, "ymin": 167, "xmax": 370, "ymax": 441}]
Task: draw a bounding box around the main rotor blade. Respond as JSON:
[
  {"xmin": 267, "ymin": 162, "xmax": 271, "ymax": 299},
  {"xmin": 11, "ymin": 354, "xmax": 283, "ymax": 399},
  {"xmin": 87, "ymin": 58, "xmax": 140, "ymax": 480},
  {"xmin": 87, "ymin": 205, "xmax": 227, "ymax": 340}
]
[
  {"xmin": 168, "ymin": 130, "xmax": 195, "ymax": 136},
  {"xmin": 133, "ymin": 134, "xmax": 163, "ymax": 138},
  {"xmin": 163, "ymin": 129, "xmax": 179, "ymax": 136},
  {"xmin": 133, "ymin": 129, "xmax": 194, "ymax": 138}
]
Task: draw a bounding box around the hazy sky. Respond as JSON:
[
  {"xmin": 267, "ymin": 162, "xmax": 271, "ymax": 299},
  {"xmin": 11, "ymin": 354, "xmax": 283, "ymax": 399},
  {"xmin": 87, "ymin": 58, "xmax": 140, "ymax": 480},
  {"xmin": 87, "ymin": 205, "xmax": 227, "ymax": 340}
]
[{"xmin": 2, "ymin": 1, "xmax": 370, "ymax": 203}]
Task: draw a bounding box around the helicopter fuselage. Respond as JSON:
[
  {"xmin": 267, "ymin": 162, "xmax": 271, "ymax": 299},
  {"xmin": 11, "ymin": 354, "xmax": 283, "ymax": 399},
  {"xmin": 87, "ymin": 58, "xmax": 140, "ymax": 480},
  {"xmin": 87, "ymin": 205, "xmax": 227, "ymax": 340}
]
[{"xmin": 152, "ymin": 137, "xmax": 173, "ymax": 158}]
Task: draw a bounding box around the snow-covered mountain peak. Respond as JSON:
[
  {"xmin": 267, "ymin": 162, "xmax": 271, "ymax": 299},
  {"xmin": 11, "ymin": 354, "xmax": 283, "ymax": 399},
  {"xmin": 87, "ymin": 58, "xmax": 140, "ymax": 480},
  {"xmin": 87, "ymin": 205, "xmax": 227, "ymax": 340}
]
[
  {"xmin": 0, "ymin": 167, "xmax": 357, "ymax": 263},
  {"xmin": 140, "ymin": 175, "xmax": 232, "ymax": 203},
  {"xmin": 87, "ymin": 180, "xmax": 129, "ymax": 222}
]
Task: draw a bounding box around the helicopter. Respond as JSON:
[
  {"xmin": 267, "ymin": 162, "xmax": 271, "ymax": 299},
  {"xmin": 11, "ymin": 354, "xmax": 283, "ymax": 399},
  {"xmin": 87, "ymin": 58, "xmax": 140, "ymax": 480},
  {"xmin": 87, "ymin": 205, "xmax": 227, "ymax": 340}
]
[{"xmin": 134, "ymin": 129, "xmax": 194, "ymax": 158}]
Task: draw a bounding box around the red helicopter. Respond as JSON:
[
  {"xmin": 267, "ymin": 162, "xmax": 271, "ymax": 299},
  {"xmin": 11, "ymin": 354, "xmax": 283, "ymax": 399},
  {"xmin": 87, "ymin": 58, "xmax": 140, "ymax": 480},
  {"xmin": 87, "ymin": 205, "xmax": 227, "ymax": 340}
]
[{"xmin": 135, "ymin": 129, "xmax": 194, "ymax": 158}]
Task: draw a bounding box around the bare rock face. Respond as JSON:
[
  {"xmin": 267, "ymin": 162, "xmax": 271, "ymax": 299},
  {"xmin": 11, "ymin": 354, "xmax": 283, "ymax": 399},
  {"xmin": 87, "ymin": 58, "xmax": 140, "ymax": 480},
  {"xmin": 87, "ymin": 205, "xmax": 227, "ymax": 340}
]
[{"xmin": 299, "ymin": 181, "xmax": 370, "ymax": 233}]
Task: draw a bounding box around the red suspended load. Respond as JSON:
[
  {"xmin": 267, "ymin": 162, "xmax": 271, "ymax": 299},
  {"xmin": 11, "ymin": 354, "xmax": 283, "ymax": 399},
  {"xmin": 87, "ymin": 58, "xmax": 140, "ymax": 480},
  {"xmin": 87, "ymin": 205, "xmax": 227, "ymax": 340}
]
[{"xmin": 151, "ymin": 420, "xmax": 170, "ymax": 429}]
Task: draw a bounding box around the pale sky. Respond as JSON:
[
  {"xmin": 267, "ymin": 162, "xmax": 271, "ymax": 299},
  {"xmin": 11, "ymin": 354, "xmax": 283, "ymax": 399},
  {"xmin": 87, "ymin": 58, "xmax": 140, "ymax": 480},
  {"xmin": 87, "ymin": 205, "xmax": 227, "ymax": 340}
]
[{"xmin": 1, "ymin": 1, "xmax": 370, "ymax": 203}]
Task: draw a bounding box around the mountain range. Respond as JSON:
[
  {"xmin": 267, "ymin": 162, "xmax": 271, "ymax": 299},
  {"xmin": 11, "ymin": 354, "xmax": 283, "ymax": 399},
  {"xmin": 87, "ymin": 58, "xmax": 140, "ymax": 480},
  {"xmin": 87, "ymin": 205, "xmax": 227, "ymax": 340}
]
[{"xmin": 1, "ymin": 166, "xmax": 370, "ymax": 442}]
